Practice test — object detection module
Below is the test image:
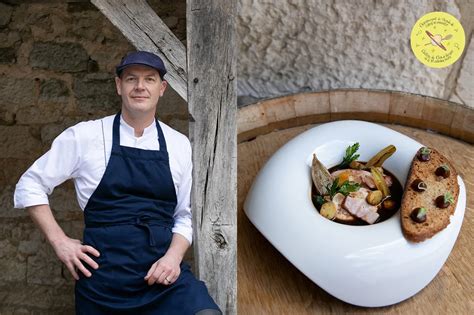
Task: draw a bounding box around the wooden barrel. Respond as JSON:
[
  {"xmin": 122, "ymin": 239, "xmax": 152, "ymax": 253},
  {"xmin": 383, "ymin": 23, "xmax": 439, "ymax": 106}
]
[{"xmin": 237, "ymin": 90, "xmax": 473, "ymax": 314}]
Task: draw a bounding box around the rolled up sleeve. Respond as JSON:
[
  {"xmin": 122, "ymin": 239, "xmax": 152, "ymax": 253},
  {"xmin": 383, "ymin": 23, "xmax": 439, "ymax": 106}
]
[{"xmin": 14, "ymin": 126, "xmax": 81, "ymax": 209}]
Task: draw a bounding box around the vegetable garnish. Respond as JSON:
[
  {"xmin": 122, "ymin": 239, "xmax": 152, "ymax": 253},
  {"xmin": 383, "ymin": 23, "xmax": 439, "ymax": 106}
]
[
  {"xmin": 420, "ymin": 147, "xmax": 431, "ymax": 155},
  {"xmin": 314, "ymin": 195, "xmax": 326, "ymax": 208},
  {"xmin": 339, "ymin": 181, "xmax": 361, "ymax": 196},
  {"xmin": 365, "ymin": 145, "xmax": 396, "ymax": 168},
  {"xmin": 444, "ymin": 192, "xmax": 454, "ymax": 204},
  {"xmin": 370, "ymin": 167, "xmax": 390, "ymax": 197},
  {"xmin": 326, "ymin": 178, "xmax": 340, "ymax": 198},
  {"xmin": 325, "ymin": 178, "xmax": 360, "ymax": 198},
  {"xmin": 335, "ymin": 143, "xmax": 360, "ymax": 170}
]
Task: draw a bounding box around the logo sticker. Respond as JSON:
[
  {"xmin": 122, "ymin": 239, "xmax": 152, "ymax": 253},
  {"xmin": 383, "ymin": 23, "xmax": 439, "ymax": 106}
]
[{"xmin": 410, "ymin": 12, "xmax": 465, "ymax": 68}]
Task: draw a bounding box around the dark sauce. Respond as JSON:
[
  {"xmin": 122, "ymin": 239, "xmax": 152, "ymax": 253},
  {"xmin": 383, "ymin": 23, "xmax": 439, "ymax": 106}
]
[{"xmin": 311, "ymin": 164, "xmax": 403, "ymax": 226}]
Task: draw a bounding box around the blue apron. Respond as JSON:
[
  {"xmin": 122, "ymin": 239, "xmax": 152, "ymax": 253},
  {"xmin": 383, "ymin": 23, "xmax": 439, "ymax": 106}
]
[{"xmin": 75, "ymin": 113, "xmax": 219, "ymax": 314}]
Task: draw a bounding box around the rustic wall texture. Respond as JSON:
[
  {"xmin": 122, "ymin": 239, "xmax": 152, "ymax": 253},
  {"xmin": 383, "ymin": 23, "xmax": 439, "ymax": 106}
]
[
  {"xmin": 0, "ymin": 1, "xmax": 186, "ymax": 313},
  {"xmin": 237, "ymin": 0, "xmax": 474, "ymax": 107}
]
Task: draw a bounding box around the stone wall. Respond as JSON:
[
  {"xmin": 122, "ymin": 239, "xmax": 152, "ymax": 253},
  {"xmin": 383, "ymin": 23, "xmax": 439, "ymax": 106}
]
[
  {"xmin": 237, "ymin": 0, "xmax": 474, "ymax": 108},
  {"xmin": 0, "ymin": 1, "xmax": 186, "ymax": 313}
]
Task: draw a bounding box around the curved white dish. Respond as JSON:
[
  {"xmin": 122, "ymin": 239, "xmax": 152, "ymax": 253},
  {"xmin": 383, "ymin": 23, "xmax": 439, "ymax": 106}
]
[{"xmin": 244, "ymin": 120, "xmax": 466, "ymax": 307}]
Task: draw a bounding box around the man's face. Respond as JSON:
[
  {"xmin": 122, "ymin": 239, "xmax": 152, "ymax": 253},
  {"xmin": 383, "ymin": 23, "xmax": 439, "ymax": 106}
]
[{"xmin": 115, "ymin": 65, "xmax": 167, "ymax": 115}]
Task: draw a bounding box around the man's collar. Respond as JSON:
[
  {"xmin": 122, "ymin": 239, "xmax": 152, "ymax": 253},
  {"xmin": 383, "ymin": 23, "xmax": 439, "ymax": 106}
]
[{"xmin": 120, "ymin": 115, "xmax": 156, "ymax": 138}]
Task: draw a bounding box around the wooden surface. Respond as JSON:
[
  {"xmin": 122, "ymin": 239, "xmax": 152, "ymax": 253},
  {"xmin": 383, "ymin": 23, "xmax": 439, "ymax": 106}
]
[
  {"xmin": 187, "ymin": 1, "xmax": 237, "ymax": 313},
  {"xmin": 238, "ymin": 91, "xmax": 474, "ymax": 144},
  {"xmin": 238, "ymin": 124, "xmax": 473, "ymax": 314},
  {"xmin": 92, "ymin": 0, "xmax": 187, "ymax": 101}
]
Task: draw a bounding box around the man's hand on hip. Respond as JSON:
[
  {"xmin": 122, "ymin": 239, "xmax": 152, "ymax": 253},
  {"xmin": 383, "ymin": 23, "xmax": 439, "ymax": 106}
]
[
  {"xmin": 52, "ymin": 236, "xmax": 100, "ymax": 280},
  {"xmin": 26, "ymin": 205, "xmax": 101, "ymax": 281}
]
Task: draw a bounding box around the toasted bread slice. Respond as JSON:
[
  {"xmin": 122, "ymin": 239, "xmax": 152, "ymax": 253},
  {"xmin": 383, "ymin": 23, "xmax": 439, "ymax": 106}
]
[{"xmin": 400, "ymin": 147, "xmax": 459, "ymax": 242}]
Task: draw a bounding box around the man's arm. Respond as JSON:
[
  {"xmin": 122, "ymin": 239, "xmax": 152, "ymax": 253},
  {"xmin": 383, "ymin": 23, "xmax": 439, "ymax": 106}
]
[
  {"xmin": 144, "ymin": 233, "xmax": 190, "ymax": 285},
  {"xmin": 28, "ymin": 204, "xmax": 100, "ymax": 280},
  {"xmin": 145, "ymin": 134, "xmax": 194, "ymax": 286}
]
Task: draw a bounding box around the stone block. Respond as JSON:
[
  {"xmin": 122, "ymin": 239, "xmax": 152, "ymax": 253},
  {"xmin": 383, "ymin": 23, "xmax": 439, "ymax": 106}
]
[
  {"xmin": 27, "ymin": 243, "xmax": 64, "ymax": 286},
  {"xmin": 0, "ymin": 258, "xmax": 26, "ymax": 282},
  {"xmin": 0, "ymin": 47, "xmax": 16, "ymax": 64},
  {"xmin": 0, "ymin": 158, "xmax": 32, "ymax": 187},
  {"xmin": 0, "ymin": 239, "xmax": 16, "ymax": 258},
  {"xmin": 59, "ymin": 220, "xmax": 84, "ymax": 241},
  {"xmin": 0, "ymin": 185, "xmax": 26, "ymax": 219},
  {"xmin": 0, "ymin": 283, "xmax": 74, "ymax": 309},
  {"xmin": 0, "ymin": 3, "xmax": 13, "ymax": 27},
  {"xmin": 0, "ymin": 30, "xmax": 21, "ymax": 48},
  {"xmin": 39, "ymin": 79, "xmax": 70, "ymax": 103},
  {"xmin": 40, "ymin": 123, "xmax": 69, "ymax": 145},
  {"xmin": 71, "ymin": 15, "xmax": 104, "ymax": 41},
  {"xmin": 73, "ymin": 74, "xmax": 120, "ymax": 113},
  {"xmin": 30, "ymin": 42, "xmax": 89, "ymax": 72},
  {"xmin": 0, "ymin": 109, "xmax": 15, "ymax": 125},
  {"xmin": 0, "ymin": 77, "xmax": 36, "ymax": 108},
  {"xmin": 0, "ymin": 126, "xmax": 42, "ymax": 159},
  {"xmin": 16, "ymin": 106, "xmax": 63, "ymax": 125},
  {"xmin": 49, "ymin": 185, "xmax": 83, "ymax": 222},
  {"xmin": 0, "ymin": 240, "xmax": 27, "ymax": 282},
  {"xmin": 10, "ymin": 221, "xmax": 42, "ymax": 242},
  {"xmin": 67, "ymin": 2, "xmax": 96, "ymax": 13},
  {"xmin": 18, "ymin": 240, "xmax": 39, "ymax": 256}
]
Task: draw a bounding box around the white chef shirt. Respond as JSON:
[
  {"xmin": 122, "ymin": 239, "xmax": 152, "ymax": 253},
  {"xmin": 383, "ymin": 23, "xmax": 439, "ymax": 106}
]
[{"xmin": 14, "ymin": 114, "xmax": 193, "ymax": 244}]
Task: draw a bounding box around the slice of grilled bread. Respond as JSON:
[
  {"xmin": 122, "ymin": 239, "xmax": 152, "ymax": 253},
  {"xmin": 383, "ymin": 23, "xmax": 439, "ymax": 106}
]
[{"xmin": 400, "ymin": 147, "xmax": 459, "ymax": 242}]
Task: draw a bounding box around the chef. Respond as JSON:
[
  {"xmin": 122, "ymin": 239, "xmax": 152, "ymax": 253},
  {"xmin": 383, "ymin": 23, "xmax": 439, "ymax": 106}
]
[{"xmin": 14, "ymin": 51, "xmax": 221, "ymax": 315}]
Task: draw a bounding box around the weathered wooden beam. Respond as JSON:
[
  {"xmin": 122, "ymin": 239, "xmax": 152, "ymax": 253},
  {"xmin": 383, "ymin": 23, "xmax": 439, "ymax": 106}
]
[
  {"xmin": 91, "ymin": 0, "xmax": 187, "ymax": 101},
  {"xmin": 187, "ymin": 1, "xmax": 237, "ymax": 314}
]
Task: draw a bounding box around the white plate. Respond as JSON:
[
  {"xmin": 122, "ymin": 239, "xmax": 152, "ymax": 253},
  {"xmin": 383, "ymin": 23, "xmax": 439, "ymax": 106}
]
[{"xmin": 244, "ymin": 120, "xmax": 466, "ymax": 307}]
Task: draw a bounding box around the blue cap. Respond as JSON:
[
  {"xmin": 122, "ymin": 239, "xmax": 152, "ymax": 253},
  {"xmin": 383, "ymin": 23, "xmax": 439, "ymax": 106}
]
[{"xmin": 115, "ymin": 51, "xmax": 167, "ymax": 79}]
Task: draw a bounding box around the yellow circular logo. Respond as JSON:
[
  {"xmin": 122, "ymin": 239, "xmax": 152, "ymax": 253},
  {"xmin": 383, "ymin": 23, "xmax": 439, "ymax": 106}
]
[{"xmin": 410, "ymin": 12, "xmax": 465, "ymax": 68}]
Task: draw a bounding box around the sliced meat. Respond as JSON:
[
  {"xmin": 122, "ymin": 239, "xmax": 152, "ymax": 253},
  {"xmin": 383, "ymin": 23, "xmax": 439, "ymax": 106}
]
[
  {"xmin": 331, "ymin": 169, "xmax": 392, "ymax": 189},
  {"xmin": 343, "ymin": 195, "xmax": 380, "ymax": 224},
  {"xmin": 348, "ymin": 187, "xmax": 370, "ymax": 199},
  {"xmin": 332, "ymin": 193, "xmax": 357, "ymax": 223}
]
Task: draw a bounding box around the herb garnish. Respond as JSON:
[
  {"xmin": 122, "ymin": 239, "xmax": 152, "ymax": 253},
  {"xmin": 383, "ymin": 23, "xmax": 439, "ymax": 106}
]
[
  {"xmin": 420, "ymin": 147, "xmax": 431, "ymax": 155},
  {"xmin": 314, "ymin": 195, "xmax": 326, "ymax": 208},
  {"xmin": 336, "ymin": 143, "xmax": 360, "ymax": 170},
  {"xmin": 339, "ymin": 181, "xmax": 361, "ymax": 196},
  {"xmin": 444, "ymin": 192, "xmax": 454, "ymax": 204},
  {"xmin": 325, "ymin": 178, "xmax": 360, "ymax": 198}
]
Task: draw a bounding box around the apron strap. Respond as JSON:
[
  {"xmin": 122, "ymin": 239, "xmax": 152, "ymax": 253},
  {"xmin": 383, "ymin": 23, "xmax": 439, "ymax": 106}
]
[
  {"xmin": 112, "ymin": 112, "xmax": 121, "ymax": 152},
  {"xmin": 155, "ymin": 118, "xmax": 167, "ymax": 153}
]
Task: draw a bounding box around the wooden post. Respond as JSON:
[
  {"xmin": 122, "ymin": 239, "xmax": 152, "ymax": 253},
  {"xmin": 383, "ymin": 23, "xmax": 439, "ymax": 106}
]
[
  {"xmin": 187, "ymin": 1, "xmax": 237, "ymax": 314},
  {"xmin": 91, "ymin": 0, "xmax": 187, "ymax": 101}
]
